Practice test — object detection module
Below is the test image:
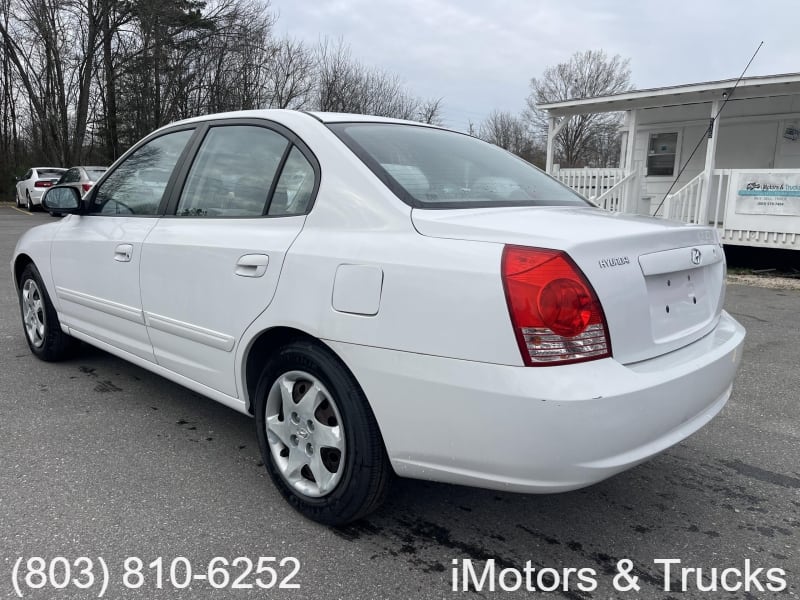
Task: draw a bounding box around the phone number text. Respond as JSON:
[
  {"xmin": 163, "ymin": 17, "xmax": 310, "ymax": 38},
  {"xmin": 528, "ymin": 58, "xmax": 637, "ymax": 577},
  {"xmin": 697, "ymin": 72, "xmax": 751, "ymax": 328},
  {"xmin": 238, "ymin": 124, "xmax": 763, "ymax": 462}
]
[{"xmin": 10, "ymin": 556, "xmax": 301, "ymax": 597}]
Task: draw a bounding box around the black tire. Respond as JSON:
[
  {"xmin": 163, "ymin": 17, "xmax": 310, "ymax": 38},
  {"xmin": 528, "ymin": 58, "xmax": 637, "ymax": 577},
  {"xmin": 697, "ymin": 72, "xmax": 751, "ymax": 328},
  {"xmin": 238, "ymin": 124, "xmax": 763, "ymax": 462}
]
[
  {"xmin": 254, "ymin": 340, "xmax": 391, "ymax": 525},
  {"xmin": 18, "ymin": 263, "xmax": 78, "ymax": 361},
  {"xmin": 25, "ymin": 191, "xmax": 34, "ymax": 212}
]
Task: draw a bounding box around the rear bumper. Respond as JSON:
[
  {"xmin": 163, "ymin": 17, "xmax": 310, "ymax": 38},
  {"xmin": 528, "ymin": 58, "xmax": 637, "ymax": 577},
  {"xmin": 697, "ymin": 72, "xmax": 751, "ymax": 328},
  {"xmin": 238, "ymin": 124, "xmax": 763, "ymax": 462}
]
[{"xmin": 326, "ymin": 311, "xmax": 745, "ymax": 493}]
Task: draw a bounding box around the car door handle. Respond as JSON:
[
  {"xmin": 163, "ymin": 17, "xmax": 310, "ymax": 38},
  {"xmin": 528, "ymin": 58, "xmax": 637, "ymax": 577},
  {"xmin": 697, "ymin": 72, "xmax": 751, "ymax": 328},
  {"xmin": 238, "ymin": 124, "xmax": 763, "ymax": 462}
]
[
  {"xmin": 114, "ymin": 244, "xmax": 133, "ymax": 262},
  {"xmin": 235, "ymin": 254, "xmax": 269, "ymax": 277}
]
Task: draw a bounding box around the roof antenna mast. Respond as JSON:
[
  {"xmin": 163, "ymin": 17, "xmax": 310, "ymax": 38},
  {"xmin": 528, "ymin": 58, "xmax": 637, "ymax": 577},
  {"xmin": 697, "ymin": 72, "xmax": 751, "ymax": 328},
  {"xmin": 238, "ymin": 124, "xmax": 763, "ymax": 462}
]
[{"xmin": 651, "ymin": 41, "xmax": 764, "ymax": 217}]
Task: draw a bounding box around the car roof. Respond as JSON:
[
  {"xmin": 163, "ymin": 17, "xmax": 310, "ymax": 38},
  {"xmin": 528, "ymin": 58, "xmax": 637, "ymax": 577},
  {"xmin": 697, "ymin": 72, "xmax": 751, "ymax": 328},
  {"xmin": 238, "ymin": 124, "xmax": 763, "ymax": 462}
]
[
  {"xmin": 305, "ymin": 111, "xmax": 436, "ymax": 126},
  {"xmin": 164, "ymin": 109, "xmax": 439, "ymax": 131},
  {"xmin": 32, "ymin": 167, "xmax": 65, "ymax": 170}
]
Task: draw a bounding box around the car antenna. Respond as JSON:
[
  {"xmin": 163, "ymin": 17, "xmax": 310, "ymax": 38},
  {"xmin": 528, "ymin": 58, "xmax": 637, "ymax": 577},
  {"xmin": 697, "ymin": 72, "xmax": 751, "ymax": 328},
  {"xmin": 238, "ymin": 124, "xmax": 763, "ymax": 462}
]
[{"xmin": 651, "ymin": 41, "xmax": 764, "ymax": 217}]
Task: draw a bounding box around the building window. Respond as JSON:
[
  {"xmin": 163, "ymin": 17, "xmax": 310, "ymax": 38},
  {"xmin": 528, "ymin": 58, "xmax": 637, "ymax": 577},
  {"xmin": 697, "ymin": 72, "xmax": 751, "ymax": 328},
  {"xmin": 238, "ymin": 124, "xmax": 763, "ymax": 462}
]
[{"xmin": 647, "ymin": 132, "xmax": 678, "ymax": 176}]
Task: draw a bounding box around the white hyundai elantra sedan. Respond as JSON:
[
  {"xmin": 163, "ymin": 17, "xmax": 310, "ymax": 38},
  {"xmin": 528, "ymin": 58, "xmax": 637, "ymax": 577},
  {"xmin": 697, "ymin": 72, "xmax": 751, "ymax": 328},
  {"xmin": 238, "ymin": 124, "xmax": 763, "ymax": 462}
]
[{"xmin": 13, "ymin": 110, "xmax": 745, "ymax": 525}]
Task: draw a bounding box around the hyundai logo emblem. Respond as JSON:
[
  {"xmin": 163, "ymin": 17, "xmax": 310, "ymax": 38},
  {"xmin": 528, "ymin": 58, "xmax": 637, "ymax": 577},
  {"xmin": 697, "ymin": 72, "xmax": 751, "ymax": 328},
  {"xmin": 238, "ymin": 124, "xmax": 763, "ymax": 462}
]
[{"xmin": 691, "ymin": 248, "xmax": 702, "ymax": 265}]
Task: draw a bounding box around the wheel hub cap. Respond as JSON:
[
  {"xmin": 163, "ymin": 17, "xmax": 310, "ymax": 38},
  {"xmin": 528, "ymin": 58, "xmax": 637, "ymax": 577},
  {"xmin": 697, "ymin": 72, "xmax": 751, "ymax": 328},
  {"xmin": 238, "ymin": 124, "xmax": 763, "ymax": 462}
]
[
  {"xmin": 21, "ymin": 279, "xmax": 46, "ymax": 348},
  {"xmin": 264, "ymin": 371, "xmax": 345, "ymax": 498}
]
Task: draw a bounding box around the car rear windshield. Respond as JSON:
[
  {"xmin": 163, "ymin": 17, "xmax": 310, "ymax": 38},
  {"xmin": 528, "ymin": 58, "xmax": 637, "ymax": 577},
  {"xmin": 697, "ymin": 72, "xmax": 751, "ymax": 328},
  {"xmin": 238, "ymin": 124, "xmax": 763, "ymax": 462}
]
[
  {"xmin": 38, "ymin": 169, "xmax": 65, "ymax": 178},
  {"xmin": 86, "ymin": 168, "xmax": 107, "ymax": 179},
  {"xmin": 328, "ymin": 123, "xmax": 589, "ymax": 209}
]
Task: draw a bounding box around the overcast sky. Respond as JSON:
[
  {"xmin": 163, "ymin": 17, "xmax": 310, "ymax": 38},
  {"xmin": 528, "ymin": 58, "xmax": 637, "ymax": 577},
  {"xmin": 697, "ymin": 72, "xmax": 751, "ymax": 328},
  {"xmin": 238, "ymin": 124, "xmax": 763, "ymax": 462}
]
[{"xmin": 269, "ymin": 0, "xmax": 799, "ymax": 131}]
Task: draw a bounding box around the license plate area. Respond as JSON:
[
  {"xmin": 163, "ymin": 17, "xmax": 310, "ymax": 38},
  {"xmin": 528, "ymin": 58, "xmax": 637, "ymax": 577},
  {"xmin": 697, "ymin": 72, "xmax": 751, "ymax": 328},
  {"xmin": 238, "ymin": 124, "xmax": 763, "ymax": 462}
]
[{"xmin": 645, "ymin": 265, "xmax": 717, "ymax": 343}]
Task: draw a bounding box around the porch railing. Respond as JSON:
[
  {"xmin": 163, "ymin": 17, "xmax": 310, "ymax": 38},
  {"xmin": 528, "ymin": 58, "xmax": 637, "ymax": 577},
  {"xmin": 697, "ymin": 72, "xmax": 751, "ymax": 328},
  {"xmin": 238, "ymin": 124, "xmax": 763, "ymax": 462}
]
[
  {"xmin": 659, "ymin": 169, "xmax": 731, "ymax": 226},
  {"xmin": 709, "ymin": 169, "xmax": 732, "ymax": 226},
  {"xmin": 593, "ymin": 168, "xmax": 640, "ymax": 213},
  {"xmin": 554, "ymin": 165, "xmax": 799, "ymax": 250},
  {"xmin": 552, "ymin": 166, "xmax": 626, "ymax": 200},
  {"xmin": 661, "ymin": 172, "xmax": 705, "ymax": 223}
]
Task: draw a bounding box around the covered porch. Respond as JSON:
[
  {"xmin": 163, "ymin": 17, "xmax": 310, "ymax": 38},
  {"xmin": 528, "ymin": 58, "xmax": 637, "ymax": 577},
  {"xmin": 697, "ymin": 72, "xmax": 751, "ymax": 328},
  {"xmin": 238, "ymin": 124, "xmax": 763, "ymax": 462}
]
[{"xmin": 539, "ymin": 73, "xmax": 800, "ymax": 250}]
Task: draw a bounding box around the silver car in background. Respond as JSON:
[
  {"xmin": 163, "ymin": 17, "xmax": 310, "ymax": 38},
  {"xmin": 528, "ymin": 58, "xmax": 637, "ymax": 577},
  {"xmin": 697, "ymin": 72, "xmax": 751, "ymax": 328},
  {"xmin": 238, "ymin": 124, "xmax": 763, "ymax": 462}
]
[{"xmin": 56, "ymin": 166, "xmax": 108, "ymax": 196}]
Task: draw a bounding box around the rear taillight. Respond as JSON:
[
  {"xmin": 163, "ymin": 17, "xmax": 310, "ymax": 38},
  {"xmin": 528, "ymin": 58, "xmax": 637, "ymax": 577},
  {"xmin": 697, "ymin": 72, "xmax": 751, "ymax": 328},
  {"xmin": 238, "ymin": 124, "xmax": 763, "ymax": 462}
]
[
  {"xmin": 82, "ymin": 183, "xmax": 92, "ymax": 193},
  {"xmin": 34, "ymin": 180, "xmax": 52, "ymax": 188},
  {"xmin": 502, "ymin": 246, "xmax": 611, "ymax": 365}
]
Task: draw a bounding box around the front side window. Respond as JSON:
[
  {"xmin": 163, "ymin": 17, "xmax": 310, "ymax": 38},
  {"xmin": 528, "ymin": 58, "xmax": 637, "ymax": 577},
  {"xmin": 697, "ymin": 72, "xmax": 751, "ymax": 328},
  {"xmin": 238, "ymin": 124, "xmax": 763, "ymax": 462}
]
[
  {"xmin": 329, "ymin": 123, "xmax": 588, "ymax": 208},
  {"xmin": 92, "ymin": 129, "xmax": 193, "ymax": 215},
  {"xmin": 176, "ymin": 126, "xmax": 289, "ymax": 217},
  {"xmin": 647, "ymin": 132, "xmax": 678, "ymax": 177}
]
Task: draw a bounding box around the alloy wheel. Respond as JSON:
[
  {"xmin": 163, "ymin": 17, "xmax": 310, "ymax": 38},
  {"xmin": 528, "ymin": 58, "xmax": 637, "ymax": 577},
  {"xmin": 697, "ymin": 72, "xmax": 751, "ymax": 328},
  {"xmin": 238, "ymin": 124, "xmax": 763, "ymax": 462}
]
[
  {"xmin": 264, "ymin": 370, "xmax": 345, "ymax": 498},
  {"xmin": 21, "ymin": 279, "xmax": 46, "ymax": 348}
]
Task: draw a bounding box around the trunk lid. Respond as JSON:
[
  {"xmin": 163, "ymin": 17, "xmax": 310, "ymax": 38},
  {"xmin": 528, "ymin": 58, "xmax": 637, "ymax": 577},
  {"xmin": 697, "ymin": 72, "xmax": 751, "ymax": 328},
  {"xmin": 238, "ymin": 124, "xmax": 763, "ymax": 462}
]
[{"xmin": 412, "ymin": 206, "xmax": 725, "ymax": 364}]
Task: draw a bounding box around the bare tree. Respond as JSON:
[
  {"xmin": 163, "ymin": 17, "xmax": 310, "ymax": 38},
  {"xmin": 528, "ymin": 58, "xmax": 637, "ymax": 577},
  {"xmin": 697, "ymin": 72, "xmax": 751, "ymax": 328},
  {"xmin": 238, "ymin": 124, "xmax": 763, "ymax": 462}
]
[
  {"xmin": 479, "ymin": 110, "xmax": 531, "ymax": 154},
  {"xmin": 264, "ymin": 36, "xmax": 314, "ymax": 109},
  {"xmin": 478, "ymin": 110, "xmax": 545, "ymax": 167},
  {"xmin": 415, "ymin": 97, "xmax": 444, "ymax": 125},
  {"xmin": 526, "ymin": 49, "xmax": 632, "ymax": 167},
  {"xmin": 0, "ymin": 0, "xmax": 102, "ymax": 164},
  {"xmin": 313, "ymin": 37, "xmax": 441, "ymax": 122},
  {"xmin": 0, "ymin": 0, "xmax": 447, "ymax": 198},
  {"xmin": 189, "ymin": 0, "xmax": 278, "ymax": 113}
]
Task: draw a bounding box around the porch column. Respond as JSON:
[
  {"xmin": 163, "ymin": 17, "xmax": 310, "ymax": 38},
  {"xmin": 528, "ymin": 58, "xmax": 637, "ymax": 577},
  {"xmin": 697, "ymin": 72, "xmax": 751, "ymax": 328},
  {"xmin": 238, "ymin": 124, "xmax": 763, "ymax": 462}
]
[
  {"xmin": 622, "ymin": 109, "xmax": 638, "ymax": 212},
  {"xmin": 623, "ymin": 109, "xmax": 638, "ymax": 172},
  {"xmin": 700, "ymin": 100, "xmax": 721, "ymax": 224},
  {"xmin": 545, "ymin": 115, "xmax": 568, "ymax": 174}
]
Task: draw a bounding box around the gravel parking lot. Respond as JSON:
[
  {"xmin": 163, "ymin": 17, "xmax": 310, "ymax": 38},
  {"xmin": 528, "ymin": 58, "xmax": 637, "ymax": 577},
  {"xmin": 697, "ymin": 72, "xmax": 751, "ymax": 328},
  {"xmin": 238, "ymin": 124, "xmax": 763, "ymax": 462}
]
[{"xmin": 1, "ymin": 205, "xmax": 798, "ymax": 599}]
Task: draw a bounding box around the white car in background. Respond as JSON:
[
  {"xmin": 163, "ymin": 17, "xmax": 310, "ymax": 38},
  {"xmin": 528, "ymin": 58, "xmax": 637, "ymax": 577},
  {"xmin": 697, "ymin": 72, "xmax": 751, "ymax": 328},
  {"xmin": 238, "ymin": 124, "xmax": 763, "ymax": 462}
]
[
  {"xmin": 13, "ymin": 110, "xmax": 745, "ymax": 525},
  {"xmin": 15, "ymin": 167, "xmax": 66, "ymax": 210}
]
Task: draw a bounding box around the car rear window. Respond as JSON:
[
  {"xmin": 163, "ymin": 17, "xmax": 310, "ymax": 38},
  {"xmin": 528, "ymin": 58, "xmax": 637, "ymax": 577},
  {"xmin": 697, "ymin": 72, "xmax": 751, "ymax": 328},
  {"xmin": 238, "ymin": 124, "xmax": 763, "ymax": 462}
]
[
  {"xmin": 328, "ymin": 123, "xmax": 589, "ymax": 209},
  {"xmin": 86, "ymin": 168, "xmax": 107, "ymax": 179},
  {"xmin": 38, "ymin": 169, "xmax": 65, "ymax": 178}
]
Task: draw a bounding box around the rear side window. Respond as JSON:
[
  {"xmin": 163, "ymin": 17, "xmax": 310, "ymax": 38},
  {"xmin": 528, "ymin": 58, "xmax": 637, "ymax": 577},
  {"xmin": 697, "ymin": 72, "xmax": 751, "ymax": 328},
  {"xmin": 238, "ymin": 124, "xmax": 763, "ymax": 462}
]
[
  {"xmin": 268, "ymin": 147, "xmax": 315, "ymax": 216},
  {"xmin": 329, "ymin": 123, "xmax": 588, "ymax": 209},
  {"xmin": 92, "ymin": 129, "xmax": 193, "ymax": 215},
  {"xmin": 177, "ymin": 125, "xmax": 288, "ymax": 217}
]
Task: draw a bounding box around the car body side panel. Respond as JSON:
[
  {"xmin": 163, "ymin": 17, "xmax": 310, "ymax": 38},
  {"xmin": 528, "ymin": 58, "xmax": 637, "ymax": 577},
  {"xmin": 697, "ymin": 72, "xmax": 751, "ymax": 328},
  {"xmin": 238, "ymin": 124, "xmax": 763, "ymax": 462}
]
[
  {"xmin": 140, "ymin": 217, "xmax": 306, "ymax": 398},
  {"xmin": 51, "ymin": 215, "xmax": 159, "ymax": 362},
  {"xmin": 263, "ymin": 227, "xmax": 519, "ymax": 362}
]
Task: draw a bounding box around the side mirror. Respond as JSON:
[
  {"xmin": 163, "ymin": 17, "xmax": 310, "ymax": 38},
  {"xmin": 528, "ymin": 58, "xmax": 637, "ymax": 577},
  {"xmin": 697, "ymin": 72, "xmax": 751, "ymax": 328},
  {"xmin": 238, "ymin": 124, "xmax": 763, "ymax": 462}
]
[{"xmin": 42, "ymin": 186, "xmax": 83, "ymax": 214}]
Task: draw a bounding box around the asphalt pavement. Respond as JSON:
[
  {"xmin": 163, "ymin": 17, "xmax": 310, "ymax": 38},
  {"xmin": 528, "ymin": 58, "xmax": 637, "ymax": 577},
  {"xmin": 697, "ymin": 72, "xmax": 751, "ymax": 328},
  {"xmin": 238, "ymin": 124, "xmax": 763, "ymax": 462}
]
[{"xmin": 0, "ymin": 204, "xmax": 797, "ymax": 599}]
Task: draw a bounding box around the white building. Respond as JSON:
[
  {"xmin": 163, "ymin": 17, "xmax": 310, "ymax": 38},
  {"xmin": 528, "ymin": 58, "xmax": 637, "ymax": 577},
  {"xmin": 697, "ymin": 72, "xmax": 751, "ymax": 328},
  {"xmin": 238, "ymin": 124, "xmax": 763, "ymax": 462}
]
[{"xmin": 540, "ymin": 72, "xmax": 800, "ymax": 250}]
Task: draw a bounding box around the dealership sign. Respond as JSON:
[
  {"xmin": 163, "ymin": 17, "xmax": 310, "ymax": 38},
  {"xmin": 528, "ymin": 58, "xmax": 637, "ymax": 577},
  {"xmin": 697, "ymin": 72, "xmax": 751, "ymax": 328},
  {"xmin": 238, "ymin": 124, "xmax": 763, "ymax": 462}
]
[{"xmin": 734, "ymin": 172, "xmax": 800, "ymax": 216}]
